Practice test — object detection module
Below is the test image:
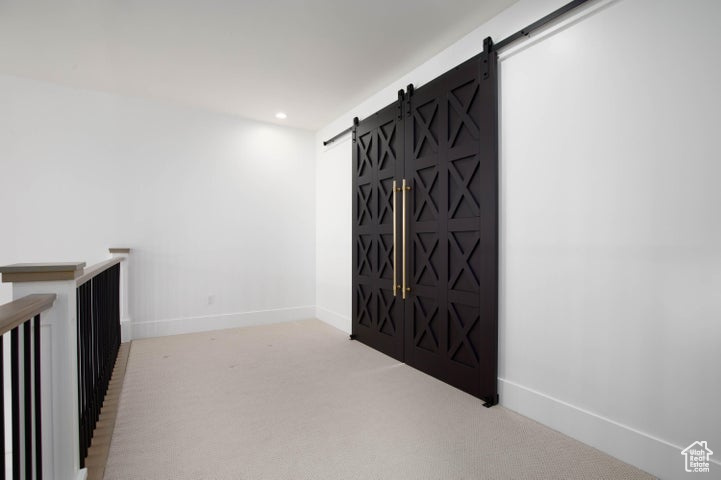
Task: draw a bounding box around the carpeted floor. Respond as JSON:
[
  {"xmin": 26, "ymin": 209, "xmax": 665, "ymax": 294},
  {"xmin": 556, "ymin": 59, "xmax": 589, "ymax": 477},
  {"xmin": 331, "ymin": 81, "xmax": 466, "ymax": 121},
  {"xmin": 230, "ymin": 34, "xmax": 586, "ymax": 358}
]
[{"xmin": 103, "ymin": 320, "xmax": 654, "ymax": 479}]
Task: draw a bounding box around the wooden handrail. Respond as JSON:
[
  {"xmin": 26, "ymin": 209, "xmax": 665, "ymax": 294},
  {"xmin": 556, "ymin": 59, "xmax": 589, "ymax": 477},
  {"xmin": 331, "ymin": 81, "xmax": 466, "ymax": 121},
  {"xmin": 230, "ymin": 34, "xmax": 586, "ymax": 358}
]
[
  {"xmin": 0, "ymin": 294, "xmax": 56, "ymax": 336},
  {"xmin": 76, "ymin": 257, "xmax": 124, "ymax": 287}
]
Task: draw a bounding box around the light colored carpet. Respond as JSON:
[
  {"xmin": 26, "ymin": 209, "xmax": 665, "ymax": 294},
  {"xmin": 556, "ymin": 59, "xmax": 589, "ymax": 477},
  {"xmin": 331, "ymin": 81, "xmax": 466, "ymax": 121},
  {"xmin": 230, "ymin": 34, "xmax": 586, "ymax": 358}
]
[{"xmin": 104, "ymin": 320, "xmax": 654, "ymax": 480}]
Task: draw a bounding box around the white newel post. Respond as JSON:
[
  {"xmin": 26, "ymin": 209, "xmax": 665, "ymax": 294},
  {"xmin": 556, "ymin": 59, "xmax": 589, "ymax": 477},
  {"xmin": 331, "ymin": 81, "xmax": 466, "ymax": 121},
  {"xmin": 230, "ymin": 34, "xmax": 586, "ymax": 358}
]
[
  {"xmin": 0, "ymin": 262, "xmax": 87, "ymax": 480},
  {"xmin": 109, "ymin": 248, "xmax": 132, "ymax": 342}
]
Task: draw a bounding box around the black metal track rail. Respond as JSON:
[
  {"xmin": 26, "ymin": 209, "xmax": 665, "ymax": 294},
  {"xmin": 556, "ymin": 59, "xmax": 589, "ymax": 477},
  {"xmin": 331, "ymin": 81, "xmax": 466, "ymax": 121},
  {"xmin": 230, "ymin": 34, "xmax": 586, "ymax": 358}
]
[
  {"xmin": 493, "ymin": 0, "xmax": 592, "ymax": 52},
  {"xmin": 322, "ymin": 126, "xmax": 353, "ymax": 147},
  {"xmin": 322, "ymin": 0, "xmax": 593, "ymax": 146}
]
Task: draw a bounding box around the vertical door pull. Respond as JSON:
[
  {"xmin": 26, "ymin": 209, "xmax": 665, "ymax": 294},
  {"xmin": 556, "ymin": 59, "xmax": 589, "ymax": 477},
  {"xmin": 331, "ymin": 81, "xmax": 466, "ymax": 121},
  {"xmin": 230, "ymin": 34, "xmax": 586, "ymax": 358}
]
[
  {"xmin": 392, "ymin": 180, "xmax": 398, "ymax": 297},
  {"xmin": 402, "ymin": 179, "xmax": 411, "ymax": 299}
]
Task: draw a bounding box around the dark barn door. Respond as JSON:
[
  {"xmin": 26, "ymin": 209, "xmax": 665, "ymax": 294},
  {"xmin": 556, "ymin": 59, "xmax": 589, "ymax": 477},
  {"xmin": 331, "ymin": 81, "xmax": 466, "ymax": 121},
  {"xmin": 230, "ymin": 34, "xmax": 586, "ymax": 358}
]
[
  {"xmin": 404, "ymin": 44, "xmax": 498, "ymax": 403},
  {"xmin": 352, "ymin": 40, "xmax": 498, "ymax": 405},
  {"xmin": 352, "ymin": 94, "xmax": 406, "ymax": 361}
]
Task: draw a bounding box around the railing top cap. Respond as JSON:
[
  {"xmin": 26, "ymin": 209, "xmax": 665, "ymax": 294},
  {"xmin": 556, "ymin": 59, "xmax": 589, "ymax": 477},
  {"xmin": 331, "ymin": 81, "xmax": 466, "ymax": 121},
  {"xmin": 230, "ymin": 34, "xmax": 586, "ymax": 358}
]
[
  {"xmin": 108, "ymin": 248, "xmax": 131, "ymax": 254},
  {"xmin": 0, "ymin": 293, "xmax": 56, "ymax": 336},
  {"xmin": 76, "ymin": 257, "xmax": 123, "ymax": 287},
  {"xmin": 0, "ymin": 262, "xmax": 86, "ymax": 274}
]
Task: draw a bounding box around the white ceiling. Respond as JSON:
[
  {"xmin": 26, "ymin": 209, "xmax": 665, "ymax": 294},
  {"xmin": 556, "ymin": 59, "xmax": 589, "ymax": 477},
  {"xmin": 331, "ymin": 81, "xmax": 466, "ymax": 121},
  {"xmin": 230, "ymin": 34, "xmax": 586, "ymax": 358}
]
[{"xmin": 0, "ymin": 0, "xmax": 517, "ymax": 130}]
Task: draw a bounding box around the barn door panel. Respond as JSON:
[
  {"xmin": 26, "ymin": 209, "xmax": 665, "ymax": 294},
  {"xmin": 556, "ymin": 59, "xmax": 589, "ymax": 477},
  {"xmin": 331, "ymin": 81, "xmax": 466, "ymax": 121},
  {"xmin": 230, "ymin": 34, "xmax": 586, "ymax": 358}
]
[
  {"xmin": 352, "ymin": 94, "xmax": 405, "ymax": 361},
  {"xmin": 351, "ymin": 41, "xmax": 498, "ymax": 405},
  {"xmin": 403, "ymin": 44, "xmax": 498, "ymax": 404}
]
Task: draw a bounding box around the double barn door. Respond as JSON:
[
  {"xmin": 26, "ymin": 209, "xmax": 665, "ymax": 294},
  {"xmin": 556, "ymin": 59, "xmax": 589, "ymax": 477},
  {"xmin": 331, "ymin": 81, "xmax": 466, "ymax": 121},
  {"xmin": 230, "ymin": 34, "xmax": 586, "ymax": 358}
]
[{"xmin": 352, "ymin": 42, "xmax": 499, "ymax": 405}]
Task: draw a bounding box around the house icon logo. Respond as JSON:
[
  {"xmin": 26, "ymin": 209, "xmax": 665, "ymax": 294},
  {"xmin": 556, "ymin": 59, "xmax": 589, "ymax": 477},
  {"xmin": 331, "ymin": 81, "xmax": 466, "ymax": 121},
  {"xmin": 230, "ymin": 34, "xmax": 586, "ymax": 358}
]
[{"xmin": 682, "ymin": 441, "xmax": 713, "ymax": 473}]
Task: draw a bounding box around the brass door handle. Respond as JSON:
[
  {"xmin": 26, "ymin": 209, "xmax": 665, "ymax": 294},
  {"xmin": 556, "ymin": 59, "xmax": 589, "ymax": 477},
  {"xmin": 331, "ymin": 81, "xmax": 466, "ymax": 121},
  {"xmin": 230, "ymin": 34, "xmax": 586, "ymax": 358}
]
[
  {"xmin": 392, "ymin": 180, "xmax": 398, "ymax": 297},
  {"xmin": 402, "ymin": 179, "xmax": 411, "ymax": 300}
]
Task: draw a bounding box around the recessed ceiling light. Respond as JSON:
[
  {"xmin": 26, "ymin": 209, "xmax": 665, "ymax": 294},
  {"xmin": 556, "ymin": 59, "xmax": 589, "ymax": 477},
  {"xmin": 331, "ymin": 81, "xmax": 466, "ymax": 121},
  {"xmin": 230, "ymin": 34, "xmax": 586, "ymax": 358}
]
[{"xmin": 275, "ymin": 112, "xmax": 287, "ymax": 119}]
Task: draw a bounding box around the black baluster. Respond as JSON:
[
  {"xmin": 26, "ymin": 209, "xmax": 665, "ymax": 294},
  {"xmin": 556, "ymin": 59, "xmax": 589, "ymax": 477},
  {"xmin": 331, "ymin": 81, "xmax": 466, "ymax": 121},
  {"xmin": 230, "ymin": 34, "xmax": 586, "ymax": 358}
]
[
  {"xmin": 34, "ymin": 315, "xmax": 42, "ymax": 480},
  {"xmin": 77, "ymin": 285, "xmax": 86, "ymax": 467},
  {"xmin": 23, "ymin": 321, "xmax": 32, "ymax": 479},
  {"xmin": 0, "ymin": 337, "xmax": 5, "ymax": 480},
  {"xmin": 76, "ymin": 287, "xmax": 83, "ymax": 467},
  {"xmin": 11, "ymin": 327, "xmax": 20, "ymax": 480}
]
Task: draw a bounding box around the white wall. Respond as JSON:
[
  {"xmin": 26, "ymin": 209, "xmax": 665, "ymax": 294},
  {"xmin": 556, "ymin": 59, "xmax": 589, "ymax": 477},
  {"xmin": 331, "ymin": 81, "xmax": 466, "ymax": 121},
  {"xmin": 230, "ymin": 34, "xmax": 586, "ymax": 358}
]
[
  {"xmin": 315, "ymin": 1, "xmax": 721, "ymax": 478},
  {"xmin": 0, "ymin": 74, "xmax": 316, "ymax": 337},
  {"xmin": 315, "ymin": 136, "xmax": 352, "ymax": 331}
]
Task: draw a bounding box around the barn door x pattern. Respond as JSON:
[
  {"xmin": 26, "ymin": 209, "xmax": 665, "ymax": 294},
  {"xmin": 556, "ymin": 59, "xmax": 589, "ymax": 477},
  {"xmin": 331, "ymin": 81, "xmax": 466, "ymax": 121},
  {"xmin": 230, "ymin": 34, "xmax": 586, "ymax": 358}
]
[{"xmin": 352, "ymin": 39, "xmax": 499, "ymax": 406}]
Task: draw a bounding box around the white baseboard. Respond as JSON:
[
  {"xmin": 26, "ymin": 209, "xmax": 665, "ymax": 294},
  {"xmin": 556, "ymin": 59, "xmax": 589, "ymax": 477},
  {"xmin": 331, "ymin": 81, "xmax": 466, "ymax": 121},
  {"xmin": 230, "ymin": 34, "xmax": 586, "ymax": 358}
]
[
  {"xmin": 120, "ymin": 317, "xmax": 132, "ymax": 343},
  {"xmin": 132, "ymin": 306, "xmax": 315, "ymax": 339},
  {"xmin": 315, "ymin": 306, "xmax": 351, "ymax": 334},
  {"xmin": 499, "ymin": 378, "xmax": 719, "ymax": 480},
  {"xmin": 76, "ymin": 468, "xmax": 88, "ymax": 480}
]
